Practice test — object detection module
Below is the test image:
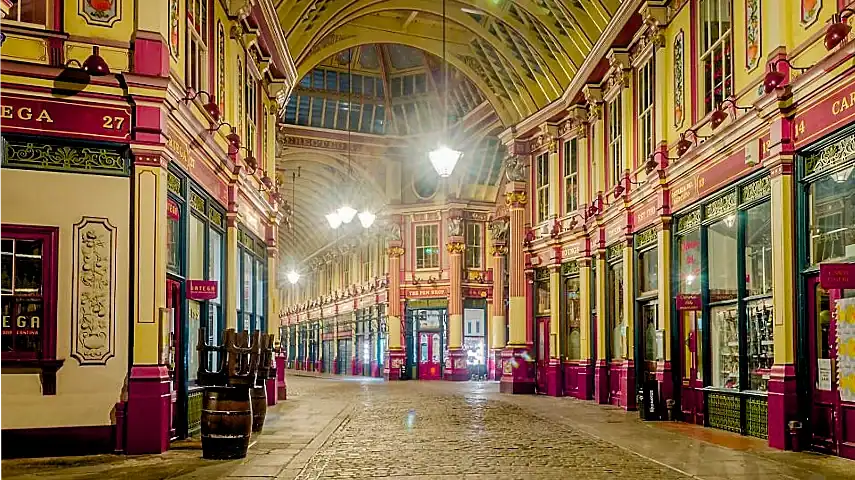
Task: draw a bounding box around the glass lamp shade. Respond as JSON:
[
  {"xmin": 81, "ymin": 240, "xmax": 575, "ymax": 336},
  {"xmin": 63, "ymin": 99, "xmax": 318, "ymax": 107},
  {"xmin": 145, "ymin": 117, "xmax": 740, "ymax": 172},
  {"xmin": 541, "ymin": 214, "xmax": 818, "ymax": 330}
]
[
  {"xmin": 326, "ymin": 212, "xmax": 342, "ymax": 229},
  {"xmin": 358, "ymin": 211, "xmax": 376, "ymax": 228},
  {"xmin": 429, "ymin": 145, "xmax": 463, "ymax": 177},
  {"xmin": 287, "ymin": 270, "xmax": 300, "ymax": 285},
  {"xmin": 338, "ymin": 205, "xmax": 357, "ymax": 223},
  {"xmin": 831, "ymin": 166, "xmax": 854, "ymax": 183}
]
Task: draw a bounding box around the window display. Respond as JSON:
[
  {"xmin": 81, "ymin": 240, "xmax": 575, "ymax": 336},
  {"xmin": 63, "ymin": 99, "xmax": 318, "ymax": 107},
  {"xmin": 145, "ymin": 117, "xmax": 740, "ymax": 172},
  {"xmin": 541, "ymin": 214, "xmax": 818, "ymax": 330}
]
[
  {"xmin": 564, "ymin": 276, "xmax": 581, "ymax": 360},
  {"xmin": 535, "ymin": 269, "xmax": 549, "ymax": 315},
  {"xmin": 808, "ymin": 159, "xmax": 855, "ymax": 265},
  {"xmin": 745, "ymin": 202, "xmax": 772, "ymax": 297},
  {"xmin": 711, "ymin": 305, "xmax": 739, "ymax": 389},
  {"xmin": 638, "ymin": 247, "xmax": 658, "ymax": 294},
  {"xmin": 708, "ymin": 215, "xmax": 738, "ymax": 302},
  {"xmin": 747, "ymin": 299, "xmax": 774, "ymax": 391},
  {"xmin": 607, "ymin": 260, "xmax": 625, "ymax": 359}
]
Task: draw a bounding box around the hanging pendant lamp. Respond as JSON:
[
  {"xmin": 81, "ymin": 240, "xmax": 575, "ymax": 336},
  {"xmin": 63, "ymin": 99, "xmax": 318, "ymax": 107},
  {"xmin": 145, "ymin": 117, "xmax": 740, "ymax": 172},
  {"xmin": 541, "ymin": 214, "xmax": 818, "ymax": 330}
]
[{"xmin": 429, "ymin": 0, "xmax": 462, "ymax": 177}]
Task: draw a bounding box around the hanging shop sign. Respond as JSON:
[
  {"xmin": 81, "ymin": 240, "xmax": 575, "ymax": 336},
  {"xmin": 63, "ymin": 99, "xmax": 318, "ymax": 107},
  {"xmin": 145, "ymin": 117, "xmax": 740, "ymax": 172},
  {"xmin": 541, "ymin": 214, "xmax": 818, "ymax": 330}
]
[
  {"xmin": 792, "ymin": 70, "xmax": 855, "ymax": 148},
  {"xmin": 820, "ymin": 262, "xmax": 855, "ymax": 289},
  {"xmin": 836, "ymin": 297, "xmax": 855, "ymax": 402},
  {"xmin": 0, "ymin": 93, "xmax": 131, "ymax": 142},
  {"xmin": 406, "ymin": 287, "xmax": 448, "ymax": 299},
  {"xmin": 186, "ymin": 280, "xmax": 218, "ymax": 300},
  {"xmin": 675, "ymin": 294, "xmax": 702, "ymax": 311}
]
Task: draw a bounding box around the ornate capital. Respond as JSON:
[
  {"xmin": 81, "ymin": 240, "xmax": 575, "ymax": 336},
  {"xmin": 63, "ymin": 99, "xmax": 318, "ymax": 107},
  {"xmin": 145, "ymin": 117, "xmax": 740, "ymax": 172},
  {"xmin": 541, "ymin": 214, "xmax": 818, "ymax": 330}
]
[
  {"xmin": 606, "ymin": 49, "xmax": 631, "ymax": 90},
  {"xmin": 490, "ymin": 245, "xmax": 508, "ymax": 256},
  {"xmin": 387, "ymin": 246, "xmax": 405, "ymax": 258},
  {"xmin": 447, "ymin": 216, "xmax": 463, "ymax": 237},
  {"xmin": 583, "ymin": 85, "xmax": 603, "ymax": 122},
  {"xmin": 489, "ymin": 217, "xmax": 509, "ymax": 243},
  {"xmin": 446, "ymin": 242, "xmax": 465, "ymax": 254},
  {"xmin": 505, "ymin": 191, "xmax": 528, "ymax": 208}
]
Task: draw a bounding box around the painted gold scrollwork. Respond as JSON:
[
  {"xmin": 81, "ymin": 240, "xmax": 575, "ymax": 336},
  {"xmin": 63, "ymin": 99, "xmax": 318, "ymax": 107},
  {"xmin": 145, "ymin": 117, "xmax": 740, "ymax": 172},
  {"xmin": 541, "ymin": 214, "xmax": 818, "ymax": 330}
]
[
  {"xmin": 490, "ymin": 245, "xmax": 508, "ymax": 256},
  {"xmin": 505, "ymin": 191, "xmax": 528, "ymax": 208},
  {"xmin": 387, "ymin": 246, "xmax": 405, "ymax": 258},
  {"xmin": 446, "ymin": 242, "xmax": 465, "ymax": 254}
]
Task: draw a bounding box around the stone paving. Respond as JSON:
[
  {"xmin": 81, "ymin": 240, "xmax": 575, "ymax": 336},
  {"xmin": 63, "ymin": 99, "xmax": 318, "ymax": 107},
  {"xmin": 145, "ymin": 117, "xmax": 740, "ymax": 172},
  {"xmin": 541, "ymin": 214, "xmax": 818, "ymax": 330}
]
[{"xmin": 3, "ymin": 375, "xmax": 853, "ymax": 479}]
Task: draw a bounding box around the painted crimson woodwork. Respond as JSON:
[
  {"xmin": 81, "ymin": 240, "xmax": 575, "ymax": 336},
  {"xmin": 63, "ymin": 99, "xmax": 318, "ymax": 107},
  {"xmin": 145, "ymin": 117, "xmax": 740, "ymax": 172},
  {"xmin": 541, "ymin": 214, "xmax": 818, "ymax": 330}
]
[
  {"xmin": 0, "ymin": 94, "xmax": 130, "ymax": 142},
  {"xmin": 793, "ymin": 68, "xmax": 855, "ymax": 148}
]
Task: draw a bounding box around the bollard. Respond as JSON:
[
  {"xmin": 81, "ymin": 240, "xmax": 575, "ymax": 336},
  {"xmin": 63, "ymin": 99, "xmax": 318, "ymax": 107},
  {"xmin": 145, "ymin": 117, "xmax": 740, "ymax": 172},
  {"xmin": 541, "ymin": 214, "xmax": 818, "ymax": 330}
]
[
  {"xmin": 666, "ymin": 399, "xmax": 676, "ymax": 421},
  {"xmin": 788, "ymin": 420, "xmax": 803, "ymax": 452}
]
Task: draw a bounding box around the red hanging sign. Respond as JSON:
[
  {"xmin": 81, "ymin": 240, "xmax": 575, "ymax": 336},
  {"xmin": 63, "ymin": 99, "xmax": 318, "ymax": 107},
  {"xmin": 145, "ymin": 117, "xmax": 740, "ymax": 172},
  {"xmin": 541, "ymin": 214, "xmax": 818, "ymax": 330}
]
[
  {"xmin": 186, "ymin": 280, "xmax": 218, "ymax": 300},
  {"xmin": 167, "ymin": 200, "xmax": 180, "ymax": 220},
  {"xmin": 820, "ymin": 263, "xmax": 855, "ymax": 289},
  {"xmin": 676, "ymin": 294, "xmax": 702, "ymax": 311}
]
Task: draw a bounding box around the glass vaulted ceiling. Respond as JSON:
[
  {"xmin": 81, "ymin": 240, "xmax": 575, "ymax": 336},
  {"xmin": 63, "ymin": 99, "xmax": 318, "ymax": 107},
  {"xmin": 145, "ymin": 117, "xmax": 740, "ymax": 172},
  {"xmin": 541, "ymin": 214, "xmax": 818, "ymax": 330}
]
[{"xmin": 282, "ymin": 44, "xmax": 485, "ymax": 136}]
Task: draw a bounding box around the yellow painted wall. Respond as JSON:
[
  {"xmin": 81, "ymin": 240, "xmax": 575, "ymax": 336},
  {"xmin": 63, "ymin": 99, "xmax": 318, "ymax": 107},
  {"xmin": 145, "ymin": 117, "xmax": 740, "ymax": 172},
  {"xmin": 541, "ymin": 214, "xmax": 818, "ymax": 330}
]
[{"xmin": 1, "ymin": 169, "xmax": 130, "ymax": 429}]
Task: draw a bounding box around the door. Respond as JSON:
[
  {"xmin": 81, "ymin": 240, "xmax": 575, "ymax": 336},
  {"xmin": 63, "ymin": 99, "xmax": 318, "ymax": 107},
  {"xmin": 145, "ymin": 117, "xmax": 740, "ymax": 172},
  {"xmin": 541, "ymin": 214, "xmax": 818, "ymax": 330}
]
[
  {"xmin": 166, "ymin": 278, "xmax": 182, "ymax": 440},
  {"xmin": 680, "ymin": 309, "xmax": 705, "ymax": 425},
  {"xmin": 808, "ymin": 275, "xmax": 840, "ymax": 454},
  {"xmin": 418, "ymin": 332, "xmax": 442, "ymax": 379},
  {"xmin": 535, "ymin": 317, "xmax": 549, "ymax": 393}
]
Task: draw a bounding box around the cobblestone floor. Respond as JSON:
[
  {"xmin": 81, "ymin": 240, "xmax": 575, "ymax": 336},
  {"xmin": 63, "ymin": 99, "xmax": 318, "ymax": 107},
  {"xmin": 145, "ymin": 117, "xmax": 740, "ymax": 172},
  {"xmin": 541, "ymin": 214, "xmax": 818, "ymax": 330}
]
[{"xmin": 3, "ymin": 375, "xmax": 853, "ymax": 480}]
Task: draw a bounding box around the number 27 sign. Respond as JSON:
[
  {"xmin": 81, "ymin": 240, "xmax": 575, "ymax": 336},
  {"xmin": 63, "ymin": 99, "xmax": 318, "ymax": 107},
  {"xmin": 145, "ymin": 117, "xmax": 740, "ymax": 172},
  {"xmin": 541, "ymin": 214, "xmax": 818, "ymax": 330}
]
[{"xmin": 0, "ymin": 93, "xmax": 131, "ymax": 142}]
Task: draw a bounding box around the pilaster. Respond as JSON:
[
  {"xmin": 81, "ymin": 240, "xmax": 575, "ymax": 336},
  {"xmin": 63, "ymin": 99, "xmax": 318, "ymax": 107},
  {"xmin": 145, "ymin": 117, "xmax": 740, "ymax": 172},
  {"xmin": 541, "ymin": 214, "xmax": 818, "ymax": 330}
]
[
  {"xmin": 577, "ymin": 257, "xmax": 594, "ymax": 400},
  {"xmin": 546, "ymin": 258, "xmax": 564, "ymax": 396},
  {"xmin": 501, "ymin": 181, "xmax": 535, "ymax": 394},
  {"xmin": 656, "ymin": 220, "xmax": 674, "ymax": 405},
  {"xmin": 126, "ymin": 150, "xmax": 170, "ymax": 455},
  {"xmin": 490, "ymin": 241, "xmax": 508, "ymax": 381},
  {"xmin": 445, "ymin": 231, "xmax": 468, "ymax": 381},
  {"xmin": 385, "ymin": 243, "xmax": 406, "ymax": 380},
  {"xmin": 594, "ymin": 250, "xmax": 609, "ymax": 403}
]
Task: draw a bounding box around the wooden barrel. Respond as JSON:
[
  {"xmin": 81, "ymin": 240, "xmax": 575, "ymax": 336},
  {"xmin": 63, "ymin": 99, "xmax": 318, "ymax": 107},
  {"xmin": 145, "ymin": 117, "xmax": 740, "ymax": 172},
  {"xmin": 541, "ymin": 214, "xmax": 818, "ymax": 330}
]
[
  {"xmin": 250, "ymin": 384, "xmax": 267, "ymax": 433},
  {"xmin": 201, "ymin": 386, "xmax": 252, "ymax": 460}
]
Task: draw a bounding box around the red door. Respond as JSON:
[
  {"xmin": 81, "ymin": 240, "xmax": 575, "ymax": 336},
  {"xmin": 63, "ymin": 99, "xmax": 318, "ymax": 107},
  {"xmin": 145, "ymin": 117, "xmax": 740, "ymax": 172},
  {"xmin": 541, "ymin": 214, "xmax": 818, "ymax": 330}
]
[
  {"xmin": 807, "ymin": 276, "xmax": 855, "ymax": 458},
  {"xmin": 166, "ymin": 278, "xmax": 182, "ymax": 440},
  {"xmin": 535, "ymin": 317, "xmax": 549, "ymax": 394},
  {"xmin": 418, "ymin": 332, "xmax": 441, "ymax": 380},
  {"xmin": 680, "ymin": 309, "xmax": 705, "ymax": 425}
]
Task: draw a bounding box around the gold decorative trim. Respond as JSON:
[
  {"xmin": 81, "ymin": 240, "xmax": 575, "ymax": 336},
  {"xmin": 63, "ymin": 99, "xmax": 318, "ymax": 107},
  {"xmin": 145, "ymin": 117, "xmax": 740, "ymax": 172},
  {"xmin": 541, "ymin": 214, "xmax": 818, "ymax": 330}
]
[
  {"xmin": 505, "ymin": 191, "xmax": 528, "ymax": 207},
  {"xmin": 387, "ymin": 246, "xmax": 405, "ymax": 258},
  {"xmin": 634, "ymin": 227, "xmax": 658, "ymax": 250},
  {"xmin": 446, "ymin": 242, "xmax": 465, "ymax": 254},
  {"xmin": 741, "ymin": 175, "xmax": 771, "ymax": 204},
  {"xmin": 676, "ymin": 209, "xmax": 701, "ymax": 234},
  {"xmin": 705, "ymin": 191, "xmax": 737, "ymax": 221}
]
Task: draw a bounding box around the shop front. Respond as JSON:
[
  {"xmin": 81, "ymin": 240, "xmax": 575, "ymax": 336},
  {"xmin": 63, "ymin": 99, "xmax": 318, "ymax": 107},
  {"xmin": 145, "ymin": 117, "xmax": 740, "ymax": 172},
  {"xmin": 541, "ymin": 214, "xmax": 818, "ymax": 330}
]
[
  {"xmin": 375, "ymin": 304, "xmax": 386, "ymax": 377},
  {"xmin": 164, "ymin": 165, "xmax": 227, "ymax": 439},
  {"xmin": 634, "ymin": 226, "xmax": 662, "ymax": 419},
  {"xmin": 308, "ymin": 321, "xmax": 320, "ymax": 371},
  {"xmin": 463, "ymin": 298, "xmax": 487, "ymax": 379},
  {"xmin": 561, "ymin": 259, "xmax": 583, "ymax": 397},
  {"xmin": 355, "ymin": 308, "xmax": 372, "ymax": 376},
  {"xmin": 405, "ymin": 298, "xmax": 448, "ymax": 380},
  {"xmin": 797, "ymin": 125, "xmax": 855, "ymax": 459},
  {"xmin": 605, "ymin": 241, "xmax": 632, "ymax": 408},
  {"xmin": 672, "ymin": 173, "xmax": 773, "ymax": 440},
  {"xmin": 322, "ymin": 319, "xmax": 334, "ymax": 374},
  {"xmin": 237, "ymin": 227, "xmax": 267, "ymax": 334},
  {"xmin": 336, "ymin": 314, "xmax": 353, "ymax": 376},
  {"xmin": 534, "ymin": 268, "xmax": 550, "ymax": 394}
]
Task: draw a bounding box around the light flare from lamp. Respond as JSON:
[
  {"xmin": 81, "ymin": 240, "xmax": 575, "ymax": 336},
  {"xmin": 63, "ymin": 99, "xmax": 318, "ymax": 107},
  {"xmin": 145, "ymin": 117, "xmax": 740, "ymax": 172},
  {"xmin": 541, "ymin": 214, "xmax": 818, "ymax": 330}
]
[
  {"xmin": 326, "ymin": 212, "xmax": 342, "ymax": 229},
  {"xmin": 287, "ymin": 270, "xmax": 300, "ymax": 285},
  {"xmin": 338, "ymin": 205, "xmax": 357, "ymax": 223},
  {"xmin": 358, "ymin": 211, "xmax": 376, "ymax": 228},
  {"xmin": 429, "ymin": 145, "xmax": 463, "ymax": 177}
]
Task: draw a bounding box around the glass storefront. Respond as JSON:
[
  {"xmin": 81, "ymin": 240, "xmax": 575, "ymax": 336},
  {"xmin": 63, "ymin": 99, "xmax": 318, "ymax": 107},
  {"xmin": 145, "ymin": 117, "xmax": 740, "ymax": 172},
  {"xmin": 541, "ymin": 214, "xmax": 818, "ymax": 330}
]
[
  {"xmin": 634, "ymin": 227, "xmax": 660, "ymax": 383},
  {"xmin": 674, "ymin": 173, "xmax": 772, "ymax": 439},
  {"xmin": 562, "ymin": 261, "xmax": 581, "ymax": 361},
  {"xmin": 606, "ymin": 243, "xmax": 625, "ymax": 361},
  {"xmin": 237, "ymin": 227, "xmax": 267, "ymax": 333}
]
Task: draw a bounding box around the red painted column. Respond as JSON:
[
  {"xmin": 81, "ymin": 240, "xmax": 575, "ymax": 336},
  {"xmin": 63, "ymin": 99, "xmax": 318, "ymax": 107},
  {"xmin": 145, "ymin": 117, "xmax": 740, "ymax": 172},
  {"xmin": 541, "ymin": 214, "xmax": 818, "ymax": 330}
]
[
  {"xmin": 445, "ymin": 231, "xmax": 468, "ymax": 381},
  {"xmin": 385, "ymin": 242, "xmax": 406, "ymax": 380},
  {"xmin": 501, "ymin": 181, "xmax": 536, "ymax": 394}
]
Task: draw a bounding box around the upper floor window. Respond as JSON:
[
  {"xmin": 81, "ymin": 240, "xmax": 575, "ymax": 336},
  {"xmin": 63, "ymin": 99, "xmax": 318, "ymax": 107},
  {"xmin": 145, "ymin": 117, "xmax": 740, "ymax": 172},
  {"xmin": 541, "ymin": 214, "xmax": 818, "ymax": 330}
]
[
  {"xmin": 187, "ymin": 0, "xmax": 209, "ymax": 93},
  {"xmin": 536, "ymin": 152, "xmax": 550, "ymax": 224},
  {"xmin": 699, "ymin": 0, "xmax": 733, "ymax": 115},
  {"xmin": 245, "ymin": 69, "xmax": 259, "ymax": 151},
  {"xmin": 6, "ymin": 0, "xmax": 52, "ymax": 29},
  {"xmin": 415, "ymin": 224, "xmax": 439, "ymax": 269},
  {"xmin": 1, "ymin": 225, "xmax": 58, "ymax": 362},
  {"xmin": 563, "ymin": 138, "xmax": 578, "ymax": 215},
  {"xmin": 637, "ymin": 59, "xmax": 655, "ymax": 165},
  {"xmin": 607, "ymin": 95, "xmax": 623, "ymax": 187},
  {"xmin": 465, "ymin": 222, "xmax": 482, "ymax": 269}
]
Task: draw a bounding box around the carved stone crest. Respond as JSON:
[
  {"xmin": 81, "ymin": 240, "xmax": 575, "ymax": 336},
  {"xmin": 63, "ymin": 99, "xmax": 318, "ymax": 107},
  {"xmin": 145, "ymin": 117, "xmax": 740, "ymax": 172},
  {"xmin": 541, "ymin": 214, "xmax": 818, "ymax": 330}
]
[
  {"xmin": 489, "ymin": 218, "xmax": 509, "ymax": 244},
  {"xmin": 448, "ymin": 217, "xmax": 463, "ymax": 237},
  {"xmin": 71, "ymin": 217, "xmax": 117, "ymax": 365},
  {"xmin": 505, "ymin": 154, "xmax": 528, "ymax": 182},
  {"xmin": 386, "ymin": 222, "xmax": 401, "ymax": 241}
]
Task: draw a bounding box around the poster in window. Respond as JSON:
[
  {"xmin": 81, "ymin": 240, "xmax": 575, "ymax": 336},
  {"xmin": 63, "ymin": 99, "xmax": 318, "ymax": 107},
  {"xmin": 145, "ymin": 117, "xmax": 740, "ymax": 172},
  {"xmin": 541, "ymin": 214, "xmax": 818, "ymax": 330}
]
[{"xmin": 836, "ymin": 297, "xmax": 855, "ymax": 402}]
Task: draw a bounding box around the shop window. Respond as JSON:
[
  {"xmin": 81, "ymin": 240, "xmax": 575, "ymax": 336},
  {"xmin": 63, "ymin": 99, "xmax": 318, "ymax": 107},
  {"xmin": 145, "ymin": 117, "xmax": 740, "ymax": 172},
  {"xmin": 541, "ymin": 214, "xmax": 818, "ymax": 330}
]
[
  {"xmin": 208, "ymin": 228, "xmax": 223, "ymax": 364},
  {"xmin": 536, "ymin": 152, "xmax": 550, "ymax": 224},
  {"xmin": 415, "ymin": 224, "xmax": 439, "ymax": 269},
  {"xmin": 564, "ymin": 276, "xmax": 581, "ymax": 360},
  {"xmin": 711, "ymin": 304, "xmax": 739, "ymax": 389},
  {"xmin": 699, "ymin": 0, "xmax": 733, "ymax": 115},
  {"xmin": 808, "ymin": 165, "xmax": 855, "ymax": 264},
  {"xmin": 637, "ymin": 58, "xmax": 655, "ymax": 165},
  {"xmin": 1, "ymin": 226, "xmax": 58, "ymax": 363},
  {"xmin": 535, "ymin": 270, "xmax": 550, "ymax": 315},
  {"xmin": 564, "ymin": 138, "xmax": 579, "ymax": 215},
  {"xmin": 7, "ymin": 0, "xmax": 53, "ymax": 29},
  {"xmin": 465, "ymin": 222, "xmax": 482, "ymax": 269},
  {"xmin": 708, "ymin": 214, "xmax": 738, "ymax": 302},
  {"xmin": 245, "ymin": 73, "xmax": 258, "ymax": 153},
  {"xmin": 187, "ymin": 0, "xmax": 209, "ymax": 94},
  {"xmin": 607, "ymin": 260, "xmax": 626, "ymax": 359},
  {"xmin": 745, "ymin": 202, "xmax": 772, "ymax": 297},
  {"xmin": 638, "ymin": 247, "xmax": 659, "ymax": 295},
  {"xmin": 167, "ymin": 199, "xmax": 182, "ymax": 274},
  {"xmin": 256, "ymin": 258, "xmax": 265, "ymax": 332},
  {"xmin": 607, "ymin": 95, "xmax": 623, "ymax": 187}
]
